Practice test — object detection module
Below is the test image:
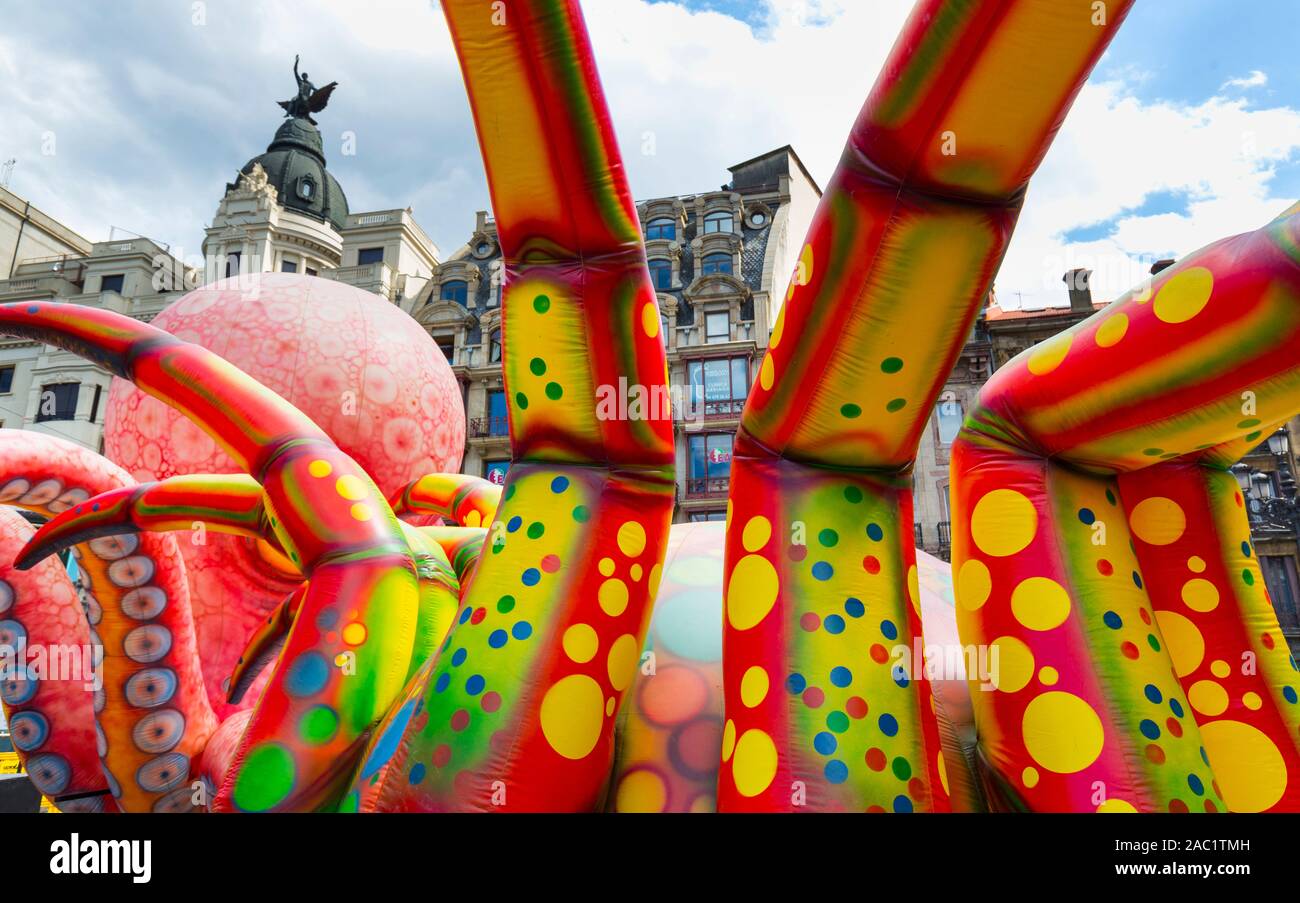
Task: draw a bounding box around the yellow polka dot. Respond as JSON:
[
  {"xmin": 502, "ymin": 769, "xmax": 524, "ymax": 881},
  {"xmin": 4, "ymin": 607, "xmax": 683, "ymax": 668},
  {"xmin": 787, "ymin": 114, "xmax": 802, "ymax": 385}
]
[
  {"xmin": 607, "ymin": 633, "xmax": 639, "ymax": 692},
  {"xmin": 539, "ymin": 674, "xmax": 605, "ymax": 760},
  {"xmin": 759, "ymin": 355, "xmax": 774, "ymax": 391},
  {"xmin": 617, "ymin": 521, "xmax": 647, "ymax": 558},
  {"xmin": 1097, "ymin": 798, "xmax": 1138, "ymax": 813},
  {"xmin": 1027, "ymin": 333, "xmax": 1072, "ymax": 375},
  {"xmin": 937, "ymin": 752, "xmax": 950, "ymax": 796},
  {"xmin": 796, "ymin": 243, "xmax": 814, "ymax": 292},
  {"xmin": 971, "ymin": 489, "xmax": 1037, "ymax": 557},
  {"xmin": 1129, "ymin": 496, "xmax": 1185, "ymax": 545},
  {"xmin": 726, "ymin": 554, "xmax": 779, "ymax": 630},
  {"xmin": 989, "ymin": 636, "xmax": 1034, "ymax": 692},
  {"xmin": 562, "ymin": 623, "xmax": 598, "ymax": 663},
  {"xmin": 647, "ymin": 563, "xmax": 663, "ymax": 598},
  {"xmin": 1154, "ymin": 266, "xmax": 1213, "ymax": 324},
  {"xmin": 342, "ymin": 622, "xmax": 367, "ymax": 646},
  {"xmin": 740, "ymin": 666, "xmax": 769, "ymax": 708},
  {"xmin": 641, "ymin": 302, "xmax": 659, "ymax": 338},
  {"xmin": 1211, "ymin": 659, "xmax": 1230, "ymax": 678},
  {"xmin": 770, "ymin": 305, "xmax": 786, "ymax": 349},
  {"xmin": 1188, "ymin": 555, "xmax": 1206, "ymax": 573},
  {"xmin": 1010, "ymin": 577, "xmax": 1071, "ymax": 632},
  {"xmin": 1181, "ymin": 577, "xmax": 1219, "ymax": 612},
  {"xmin": 732, "ymin": 729, "xmax": 778, "ymax": 798},
  {"xmin": 463, "ymin": 510, "xmax": 482, "ymax": 528},
  {"xmin": 1039, "ymin": 666, "xmax": 1059, "ymax": 686},
  {"xmin": 957, "ymin": 558, "xmax": 992, "ymax": 611},
  {"xmin": 1021, "ymin": 692, "xmax": 1105, "ymax": 774},
  {"xmin": 350, "ymin": 503, "xmax": 373, "ymax": 522},
  {"xmin": 1022, "ymin": 766, "xmax": 1039, "ymax": 788},
  {"xmin": 722, "ymin": 719, "xmax": 736, "ymax": 761},
  {"xmin": 630, "ymin": 563, "xmax": 643, "ymax": 582},
  {"xmin": 606, "ymin": 697, "xmax": 616, "ymax": 716},
  {"xmin": 598, "ymin": 557, "xmax": 615, "ymax": 577},
  {"xmin": 335, "ymin": 474, "xmax": 368, "ymax": 501},
  {"xmin": 1188, "ymin": 679, "xmax": 1228, "ymax": 716},
  {"xmin": 598, "ymin": 578, "xmax": 629, "ymax": 617},
  {"xmin": 742, "ymin": 516, "xmax": 772, "ymax": 553},
  {"xmin": 1095, "ymin": 313, "xmax": 1129, "ymax": 348},
  {"xmin": 616, "ymin": 769, "xmax": 666, "ymax": 812},
  {"xmin": 1243, "ymin": 691, "xmax": 1263, "ymax": 711},
  {"xmin": 308, "ymin": 459, "xmax": 332, "ymax": 478},
  {"xmin": 1155, "ymin": 610, "xmax": 1205, "ymax": 677},
  {"xmin": 1200, "ymin": 719, "xmax": 1287, "ymax": 812},
  {"xmin": 907, "ymin": 564, "xmax": 920, "ymax": 618}
]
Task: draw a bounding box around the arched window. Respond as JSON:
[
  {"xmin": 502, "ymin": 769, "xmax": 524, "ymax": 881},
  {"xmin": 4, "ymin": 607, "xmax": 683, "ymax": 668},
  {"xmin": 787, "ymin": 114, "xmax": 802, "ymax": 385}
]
[
  {"xmin": 648, "ymin": 258, "xmax": 673, "ymax": 290},
  {"xmin": 441, "ymin": 280, "xmax": 469, "ymax": 305},
  {"xmin": 645, "ymin": 218, "xmax": 676, "ymax": 241},
  {"xmin": 701, "ymin": 253, "xmax": 732, "ymax": 276},
  {"xmin": 489, "ymin": 329, "xmax": 502, "ymax": 363},
  {"xmin": 703, "ymin": 211, "xmax": 733, "ymax": 234}
]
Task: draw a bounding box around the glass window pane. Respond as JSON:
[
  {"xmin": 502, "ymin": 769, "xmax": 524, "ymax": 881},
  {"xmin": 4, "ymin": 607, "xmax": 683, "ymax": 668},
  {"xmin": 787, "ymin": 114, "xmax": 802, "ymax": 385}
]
[
  {"xmin": 688, "ymin": 361, "xmax": 703, "ymax": 405},
  {"xmin": 358, "ymin": 247, "xmax": 384, "ymax": 266},
  {"xmin": 706, "ymin": 434, "xmax": 732, "ymax": 478},
  {"xmin": 706, "ymin": 312, "xmax": 730, "ymax": 342},
  {"xmin": 488, "ymin": 390, "xmax": 508, "ymax": 436},
  {"xmin": 441, "ymin": 280, "xmax": 469, "ymax": 305},
  {"xmin": 730, "ymin": 357, "xmax": 749, "ymax": 400},
  {"xmin": 703, "ymin": 359, "xmax": 730, "ymax": 401},
  {"xmin": 937, "ymin": 399, "xmax": 963, "ymax": 444},
  {"xmin": 648, "ymin": 259, "xmax": 672, "ymax": 290},
  {"xmin": 702, "ymin": 253, "xmax": 732, "ymax": 276},
  {"xmin": 689, "ymin": 435, "xmax": 706, "ymax": 479}
]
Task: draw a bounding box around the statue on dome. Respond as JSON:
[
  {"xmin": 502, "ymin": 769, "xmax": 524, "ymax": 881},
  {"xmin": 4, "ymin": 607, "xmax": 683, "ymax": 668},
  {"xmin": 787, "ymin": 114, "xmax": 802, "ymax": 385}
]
[{"xmin": 278, "ymin": 54, "xmax": 337, "ymax": 126}]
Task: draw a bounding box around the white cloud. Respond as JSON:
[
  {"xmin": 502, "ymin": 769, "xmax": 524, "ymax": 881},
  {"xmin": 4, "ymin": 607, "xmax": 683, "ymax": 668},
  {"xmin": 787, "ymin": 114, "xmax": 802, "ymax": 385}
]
[{"xmin": 1222, "ymin": 69, "xmax": 1268, "ymax": 90}]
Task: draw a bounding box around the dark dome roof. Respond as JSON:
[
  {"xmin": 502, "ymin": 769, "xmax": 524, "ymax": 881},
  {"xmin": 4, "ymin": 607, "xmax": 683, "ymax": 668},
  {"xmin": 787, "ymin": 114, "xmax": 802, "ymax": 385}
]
[{"xmin": 234, "ymin": 117, "xmax": 348, "ymax": 231}]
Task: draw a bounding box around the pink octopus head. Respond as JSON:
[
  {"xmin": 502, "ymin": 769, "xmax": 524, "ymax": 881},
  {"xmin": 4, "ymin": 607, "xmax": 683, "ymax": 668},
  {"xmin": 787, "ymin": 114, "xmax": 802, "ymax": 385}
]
[{"xmin": 103, "ymin": 273, "xmax": 464, "ymax": 714}]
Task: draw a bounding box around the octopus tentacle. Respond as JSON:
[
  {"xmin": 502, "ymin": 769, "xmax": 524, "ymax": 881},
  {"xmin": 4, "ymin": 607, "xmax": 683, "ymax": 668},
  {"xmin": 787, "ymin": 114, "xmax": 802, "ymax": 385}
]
[{"xmin": 390, "ymin": 473, "xmax": 501, "ymax": 527}]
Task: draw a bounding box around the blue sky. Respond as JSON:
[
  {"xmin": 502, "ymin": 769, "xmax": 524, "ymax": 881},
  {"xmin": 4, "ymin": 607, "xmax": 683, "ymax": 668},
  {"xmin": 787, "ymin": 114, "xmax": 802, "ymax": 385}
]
[{"xmin": 0, "ymin": 0, "xmax": 1296, "ymax": 308}]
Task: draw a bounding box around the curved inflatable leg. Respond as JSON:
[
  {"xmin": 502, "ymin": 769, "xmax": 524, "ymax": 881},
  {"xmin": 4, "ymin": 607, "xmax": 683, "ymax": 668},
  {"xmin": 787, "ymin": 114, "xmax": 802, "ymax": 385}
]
[
  {"xmin": 341, "ymin": 0, "xmax": 675, "ymax": 812},
  {"xmin": 718, "ymin": 0, "xmax": 1130, "ymax": 811},
  {"xmin": 391, "ymin": 473, "xmax": 501, "ymax": 527},
  {"xmin": 952, "ymin": 206, "xmax": 1300, "ymax": 811}
]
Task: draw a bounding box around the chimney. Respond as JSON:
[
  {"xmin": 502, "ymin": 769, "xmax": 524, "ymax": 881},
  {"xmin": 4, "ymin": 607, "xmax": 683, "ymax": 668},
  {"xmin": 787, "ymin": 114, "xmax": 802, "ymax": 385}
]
[
  {"xmin": 1150, "ymin": 258, "xmax": 1175, "ymax": 275},
  {"xmin": 1062, "ymin": 268, "xmax": 1092, "ymax": 312}
]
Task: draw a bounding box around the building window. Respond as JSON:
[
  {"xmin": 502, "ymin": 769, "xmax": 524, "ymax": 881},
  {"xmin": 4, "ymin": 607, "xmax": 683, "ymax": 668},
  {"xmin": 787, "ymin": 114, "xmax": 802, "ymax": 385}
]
[
  {"xmin": 687, "ymin": 433, "xmax": 732, "ymax": 496},
  {"xmin": 689, "ymin": 510, "xmax": 727, "ymax": 522},
  {"xmin": 226, "ymin": 252, "xmax": 241, "ymax": 278},
  {"xmin": 35, "ymin": 383, "xmax": 78, "ymax": 422},
  {"xmin": 441, "ymin": 280, "xmax": 469, "ymax": 306},
  {"xmin": 703, "ymin": 211, "xmax": 733, "ymax": 234},
  {"xmin": 89, "ymin": 384, "xmax": 102, "ymax": 423},
  {"xmin": 646, "ymin": 218, "xmax": 676, "ymax": 241},
  {"xmin": 358, "ymin": 247, "xmax": 385, "ymax": 266},
  {"xmin": 0, "ymin": 366, "xmax": 13, "ymax": 394},
  {"xmin": 705, "ymin": 311, "xmax": 730, "ymax": 343},
  {"xmin": 100, "ymin": 274, "xmax": 125, "ymax": 294},
  {"xmin": 487, "ymin": 390, "xmax": 509, "ymax": 436},
  {"xmin": 687, "ymin": 356, "xmax": 750, "ymax": 414},
  {"xmin": 484, "ymin": 460, "xmax": 510, "ymax": 486},
  {"xmin": 281, "ymin": 260, "xmax": 298, "ymax": 273},
  {"xmin": 701, "ymin": 253, "xmax": 733, "ymax": 276},
  {"xmin": 489, "ymin": 329, "xmax": 502, "ymax": 363},
  {"xmin": 1262, "ymin": 555, "xmax": 1300, "ymax": 636},
  {"xmin": 648, "ymin": 258, "xmax": 672, "ymax": 291},
  {"xmin": 937, "ymin": 397, "xmax": 963, "ymax": 444},
  {"xmin": 434, "ymin": 334, "xmax": 455, "ymax": 362},
  {"xmin": 306, "ymin": 267, "xmax": 318, "ymax": 277}
]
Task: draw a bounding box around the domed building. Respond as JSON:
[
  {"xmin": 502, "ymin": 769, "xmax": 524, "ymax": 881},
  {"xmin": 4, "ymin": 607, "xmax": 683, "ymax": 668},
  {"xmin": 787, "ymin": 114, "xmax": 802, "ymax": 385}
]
[{"xmin": 237, "ymin": 117, "xmax": 349, "ymax": 232}]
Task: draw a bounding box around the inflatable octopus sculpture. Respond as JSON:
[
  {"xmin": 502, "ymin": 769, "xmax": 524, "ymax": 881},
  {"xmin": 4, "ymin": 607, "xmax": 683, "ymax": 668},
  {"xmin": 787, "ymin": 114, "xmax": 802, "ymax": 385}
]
[{"xmin": 3, "ymin": 0, "xmax": 1300, "ymax": 813}]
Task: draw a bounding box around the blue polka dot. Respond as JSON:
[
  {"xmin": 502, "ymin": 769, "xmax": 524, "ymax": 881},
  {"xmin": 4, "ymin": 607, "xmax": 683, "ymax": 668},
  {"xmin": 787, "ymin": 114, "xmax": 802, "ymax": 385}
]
[
  {"xmin": 458, "ymin": 607, "xmax": 472, "ymax": 625},
  {"xmin": 813, "ymin": 732, "xmax": 837, "ymax": 755},
  {"xmin": 434, "ymin": 672, "xmax": 450, "ymax": 693},
  {"xmin": 844, "ymin": 597, "xmax": 865, "ymax": 618},
  {"xmin": 26, "ymin": 305, "xmax": 38, "ymax": 314},
  {"xmin": 1200, "ymin": 747, "xmax": 1210, "ymax": 766},
  {"xmin": 786, "ymin": 673, "xmax": 806, "ymax": 694},
  {"xmin": 880, "ymin": 619, "xmax": 898, "ymax": 641},
  {"xmin": 1242, "ymin": 541, "xmax": 1252, "ymax": 557},
  {"xmin": 488, "ymin": 629, "xmax": 508, "ymax": 648},
  {"xmin": 1144, "ymin": 684, "xmax": 1162, "ymax": 704},
  {"xmin": 824, "ymin": 615, "xmax": 845, "ymax": 635},
  {"xmin": 1103, "ymin": 611, "xmax": 1122, "ymax": 630},
  {"xmin": 315, "ymin": 608, "xmax": 339, "ymax": 630},
  {"xmin": 1187, "ymin": 774, "xmax": 1204, "ymax": 796},
  {"xmin": 521, "ymin": 568, "xmax": 541, "ymax": 586},
  {"xmin": 1139, "ymin": 719, "xmax": 1160, "ymax": 740},
  {"xmin": 892, "ymin": 665, "xmax": 910, "ymax": 688},
  {"xmin": 879, "ymin": 713, "xmax": 898, "ymax": 737},
  {"xmin": 1132, "ymin": 571, "xmax": 1143, "ymax": 589},
  {"xmin": 812, "ymin": 561, "xmax": 833, "ymax": 581},
  {"xmin": 1078, "ymin": 508, "xmax": 1095, "ymax": 525},
  {"xmin": 830, "ymin": 666, "xmax": 852, "ymax": 688},
  {"xmin": 1284, "ymin": 686, "xmax": 1298, "ymax": 704},
  {"xmin": 409, "ymin": 763, "xmax": 426, "ymax": 784},
  {"xmin": 893, "ymin": 794, "xmax": 913, "ymax": 813},
  {"xmin": 866, "ymin": 523, "xmax": 884, "ymax": 542},
  {"xmin": 825, "ymin": 760, "xmax": 848, "ymax": 784},
  {"xmin": 284, "ymin": 652, "xmax": 329, "ymax": 697},
  {"xmin": 451, "ymin": 648, "xmax": 467, "ymax": 667},
  {"xmin": 1170, "ymin": 698, "xmax": 1185, "ymax": 718},
  {"xmin": 551, "ymin": 476, "xmax": 570, "ymax": 493},
  {"xmin": 507, "ymin": 516, "xmax": 522, "ymax": 533},
  {"xmin": 512, "ymin": 621, "xmax": 533, "ymax": 641},
  {"xmin": 465, "ymin": 674, "xmax": 485, "ymax": 696}
]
